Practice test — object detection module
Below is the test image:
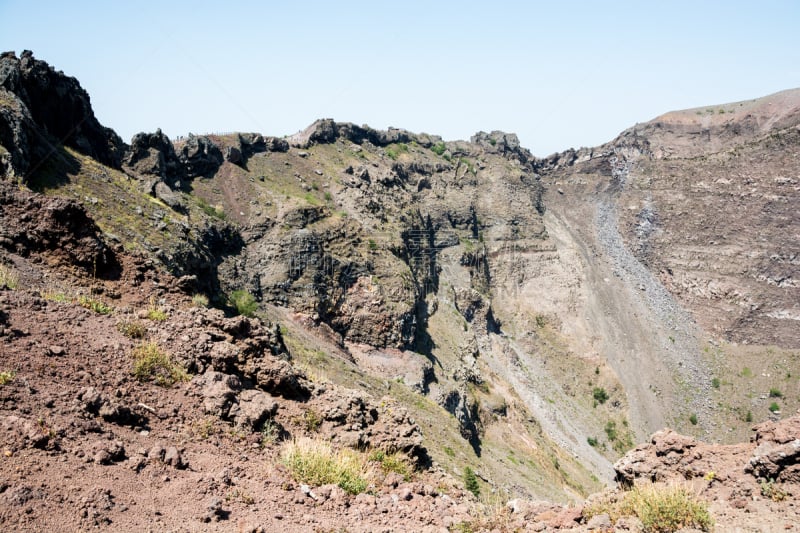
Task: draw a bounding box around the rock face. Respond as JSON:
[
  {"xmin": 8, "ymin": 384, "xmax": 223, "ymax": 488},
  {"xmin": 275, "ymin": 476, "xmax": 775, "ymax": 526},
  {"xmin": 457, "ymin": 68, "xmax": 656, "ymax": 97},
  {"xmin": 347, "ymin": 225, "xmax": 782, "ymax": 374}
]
[
  {"xmin": 544, "ymin": 89, "xmax": 800, "ymax": 348},
  {"xmin": 0, "ymin": 50, "xmax": 124, "ymax": 179},
  {"xmin": 0, "ymin": 185, "xmax": 119, "ymax": 277}
]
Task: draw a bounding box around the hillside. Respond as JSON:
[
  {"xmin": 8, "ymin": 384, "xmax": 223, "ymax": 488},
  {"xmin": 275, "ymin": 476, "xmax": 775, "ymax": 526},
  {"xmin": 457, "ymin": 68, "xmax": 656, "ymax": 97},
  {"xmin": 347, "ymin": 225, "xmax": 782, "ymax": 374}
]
[{"xmin": 1, "ymin": 50, "xmax": 799, "ymax": 531}]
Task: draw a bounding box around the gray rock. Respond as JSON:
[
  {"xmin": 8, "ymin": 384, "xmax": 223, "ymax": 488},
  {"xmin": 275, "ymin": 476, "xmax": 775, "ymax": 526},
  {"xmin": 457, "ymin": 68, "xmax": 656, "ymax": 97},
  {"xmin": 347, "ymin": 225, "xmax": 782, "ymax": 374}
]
[
  {"xmin": 163, "ymin": 446, "xmax": 185, "ymax": 469},
  {"xmin": 230, "ymin": 389, "xmax": 278, "ymax": 431}
]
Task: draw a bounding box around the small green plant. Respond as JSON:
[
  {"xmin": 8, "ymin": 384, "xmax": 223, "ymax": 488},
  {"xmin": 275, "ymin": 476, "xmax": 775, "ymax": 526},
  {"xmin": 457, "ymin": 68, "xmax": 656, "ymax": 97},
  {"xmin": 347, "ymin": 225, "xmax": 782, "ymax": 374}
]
[
  {"xmin": 368, "ymin": 239, "xmax": 378, "ymax": 251},
  {"xmin": 769, "ymin": 388, "xmax": 782, "ymax": 398},
  {"xmin": 431, "ymin": 142, "xmax": 446, "ymax": 156},
  {"xmin": 368, "ymin": 449, "xmax": 413, "ymax": 481},
  {"xmin": 132, "ymin": 342, "xmax": 188, "ymax": 386},
  {"xmin": 759, "ymin": 478, "xmax": 788, "ymax": 502},
  {"xmin": 192, "ymin": 418, "xmax": 216, "ymax": 440},
  {"xmin": 443, "ymin": 446, "xmax": 455, "ymax": 458},
  {"xmin": 689, "ymin": 413, "xmax": 698, "ymax": 425},
  {"xmin": 605, "ymin": 420, "xmax": 618, "ymax": 441},
  {"xmin": 711, "ymin": 377, "xmax": 720, "ymax": 389},
  {"xmin": 463, "ymin": 466, "xmax": 480, "ymax": 497},
  {"xmin": 301, "ymin": 409, "xmax": 321, "ymax": 432},
  {"xmin": 146, "ymin": 307, "xmax": 168, "ymax": 321},
  {"xmin": 118, "ymin": 320, "xmax": 147, "ymax": 339},
  {"xmin": 225, "ymin": 488, "xmax": 255, "ymax": 505},
  {"xmin": 259, "ymin": 419, "xmax": 280, "ymax": 447},
  {"xmin": 0, "ymin": 370, "xmax": 15, "ymax": 385},
  {"xmin": 197, "ymin": 197, "xmax": 226, "ymax": 220},
  {"xmin": 740, "ymin": 367, "xmax": 753, "ymax": 378},
  {"xmin": 593, "ymin": 387, "xmax": 609, "ymax": 405},
  {"xmin": 769, "ymin": 402, "xmax": 780, "ymax": 413},
  {"xmin": 281, "ymin": 437, "xmax": 370, "ymax": 495},
  {"xmin": 78, "ymin": 295, "xmax": 111, "ymax": 314},
  {"xmin": 41, "ymin": 289, "xmax": 69, "ymax": 303},
  {"xmin": 191, "ymin": 293, "xmax": 209, "ymax": 308},
  {"xmin": 323, "ymin": 191, "xmax": 332, "ymax": 202},
  {"xmin": 745, "ymin": 410, "xmax": 753, "ymax": 422},
  {"xmin": 587, "ymin": 436, "xmax": 599, "ymax": 447},
  {"xmin": 0, "ymin": 264, "xmax": 19, "ymax": 289},
  {"xmin": 229, "ymin": 290, "xmax": 258, "ymax": 317}
]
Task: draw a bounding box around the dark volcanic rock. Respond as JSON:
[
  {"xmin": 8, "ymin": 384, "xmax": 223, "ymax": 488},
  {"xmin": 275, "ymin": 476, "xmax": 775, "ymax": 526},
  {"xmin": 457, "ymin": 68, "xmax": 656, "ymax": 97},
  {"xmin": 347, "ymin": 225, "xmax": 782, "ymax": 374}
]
[
  {"xmin": 123, "ymin": 129, "xmax": 183, "ymax": 184},
  {"xmin": 178, "ymin": 134, "xmax": 223, "ymax": 178},
  {"xmin": 0, "ymin": 50, "xmax": 124, "ymax": 176}
]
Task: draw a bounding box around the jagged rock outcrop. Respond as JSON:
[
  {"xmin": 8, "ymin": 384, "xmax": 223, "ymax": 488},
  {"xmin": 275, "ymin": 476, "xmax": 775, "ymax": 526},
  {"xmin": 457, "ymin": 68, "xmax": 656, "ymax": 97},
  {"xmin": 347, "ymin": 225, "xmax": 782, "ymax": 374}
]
[
  {"xmin": 0, "ymin": 50, "xmax": 124, "ymax": 180},
  {"xmin": 123, "ymin": 129, "xmax": 183, "ymax": 184},
  {"xmin": 614, "ymin": 414, "xmax": 800, "ymax": 488},
  {"xmin": 288, "ymin": 118, "xmax": 438, "ymax": 149}
]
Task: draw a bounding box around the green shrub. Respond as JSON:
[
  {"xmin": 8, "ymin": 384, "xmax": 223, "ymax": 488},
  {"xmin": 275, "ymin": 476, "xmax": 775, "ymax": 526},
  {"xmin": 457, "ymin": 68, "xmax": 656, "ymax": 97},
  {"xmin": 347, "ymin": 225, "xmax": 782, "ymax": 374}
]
[
  {"xmin": 281, "ymin": 437, "xmax": 370, "ymax": 495},
  {"xmin": 745, "ymin": 410, "xmax": 753, "ymax": 422},
  {"xmin": 132, "ymin": 342, "xmax": 188, "ymax": 386},
  {"xmin": 463, "ymin": 466, "xmax": 480, "ymax": 497},
  {"xmin": 431, "ymin": 142, "xmax": 446, "ymax": 156},
  {"xmin": 443, "ymin": 446, "xmax": 455, "ymax": 458},
  {"xmin": 711, "ymin": 378, "xmax": 720, "ymax": 389},
  {"xmin": 587, "ymin": 436, "xmax": 599, "ymax": 447},
  {"xmin": 300, "ymin": 409, "xmax": 321, "ymax": 432},
  {"xmin": 604, "ymin": 420, "xmax": 618, "ymax": 441},
  {"xmin": 689, "ymin": 413, "xmax": 698, "ymax": 425},
  {"xmin": 229, "ymin": 290, "xmax": 258, "ymax": 317},
  {"xmin": 593, "ymin": 387, "xmax": 609, "ymax": 405},
  {"xmin": 769, "ymin": 402, "xmax": 780, "ymax": 413},
  {"xmin": 769, "ymin": 388, "xmax": 782, "ymax": 398},
  {"xmin": 259, "ymin": 419, "xmax": 280, "ymax": 447}
]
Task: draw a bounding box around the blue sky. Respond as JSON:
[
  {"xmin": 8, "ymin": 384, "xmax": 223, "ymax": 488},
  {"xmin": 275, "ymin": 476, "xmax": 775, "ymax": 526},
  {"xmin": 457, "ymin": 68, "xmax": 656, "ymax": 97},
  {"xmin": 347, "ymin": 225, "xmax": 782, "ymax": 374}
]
[{"xmin": 1, "ymin": 1, "xmax": 798, "ymax": 156}]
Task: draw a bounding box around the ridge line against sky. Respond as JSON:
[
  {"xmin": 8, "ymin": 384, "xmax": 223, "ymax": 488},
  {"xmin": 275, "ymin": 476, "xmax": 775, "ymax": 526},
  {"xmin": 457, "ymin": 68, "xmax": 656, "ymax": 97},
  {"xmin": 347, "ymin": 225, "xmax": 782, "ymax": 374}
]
[{"xmin": 1, "ymin": 0, "xmax": 799, "ymax": 156}]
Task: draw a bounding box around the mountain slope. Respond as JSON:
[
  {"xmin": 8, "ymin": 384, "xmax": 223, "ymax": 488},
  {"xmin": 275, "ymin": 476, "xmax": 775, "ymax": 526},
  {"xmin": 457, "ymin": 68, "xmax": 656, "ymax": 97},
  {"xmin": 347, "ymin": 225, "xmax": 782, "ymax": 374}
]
[{"xmin": 1, "ymin": 51, "xmax": 799, "ymax": 530}]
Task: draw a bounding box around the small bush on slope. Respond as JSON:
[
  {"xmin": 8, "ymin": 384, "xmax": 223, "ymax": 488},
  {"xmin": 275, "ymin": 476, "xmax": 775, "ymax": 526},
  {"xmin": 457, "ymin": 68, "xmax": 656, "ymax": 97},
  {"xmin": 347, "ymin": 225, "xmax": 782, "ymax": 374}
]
[
  {"xmin": 281, "ymin": 437, "xmax": 370, "ymax": 495},
  {"xmin": 584, "ymin": 483, "xmax": 712, "ymax": 532}
]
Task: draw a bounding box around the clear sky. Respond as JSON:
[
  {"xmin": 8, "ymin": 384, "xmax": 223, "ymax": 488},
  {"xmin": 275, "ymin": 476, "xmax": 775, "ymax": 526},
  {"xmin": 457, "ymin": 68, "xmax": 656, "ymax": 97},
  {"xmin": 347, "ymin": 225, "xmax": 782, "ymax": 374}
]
[{"xmin": 1, "ymin": 1, "xmax": 798, "ymax": 156}]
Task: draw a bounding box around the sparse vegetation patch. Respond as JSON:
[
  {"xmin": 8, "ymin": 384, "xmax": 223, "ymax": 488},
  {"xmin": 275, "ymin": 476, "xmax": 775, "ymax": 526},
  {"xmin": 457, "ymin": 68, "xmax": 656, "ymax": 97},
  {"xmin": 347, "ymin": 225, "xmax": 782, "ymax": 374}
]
[
  {"xmin": 78, "ymin": 295, "xmax": 111, "ymax": 314},
  {"xmin": 584, "ymin": 483, "xmax": 713, "ymax": 532},
  {"xmin": 281, "ymin": 437, "xmax": 370, "ymax": 495},
  {"xmin": 132, "ymin": 342, "xmax": 188, "ymax": 386},
  {"xmin": 0, "ymin": 264, "xmax": 19, "ymax": 289}
]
